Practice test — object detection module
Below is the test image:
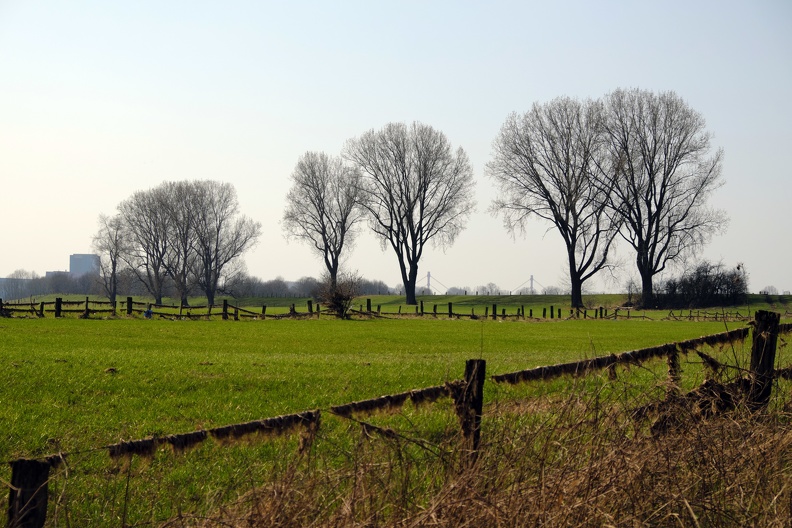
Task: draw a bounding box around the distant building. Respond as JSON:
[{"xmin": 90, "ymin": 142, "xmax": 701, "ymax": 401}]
[{"xmin": 69, "ymin": 254, "xmax": 100, "ymax": 277}]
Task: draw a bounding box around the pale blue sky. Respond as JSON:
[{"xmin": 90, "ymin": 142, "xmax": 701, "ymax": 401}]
[{"xmin": 1, "ymin": 1, "xmax": 790, "ymax": 294}]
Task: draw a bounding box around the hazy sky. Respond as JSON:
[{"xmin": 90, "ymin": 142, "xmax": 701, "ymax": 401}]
[{"xmin": 1, "ymin": 1, "xmax": 790, "ymax": 294}]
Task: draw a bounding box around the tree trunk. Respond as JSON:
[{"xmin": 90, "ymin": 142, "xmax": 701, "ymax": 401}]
[
  {"xmin": 640, "ymin": 269, "xmax": 654, "ymax": 308},
  {"xmin": 570, "ymin": 275, "xmax": 584, "ymax": 309},
  {"xmin": 404, "ymin": 264, "xmax": 418, "ymax": 305},
  {"xmin": 568, "ymin": 252, "xmax": 584, "ymax": 308}
]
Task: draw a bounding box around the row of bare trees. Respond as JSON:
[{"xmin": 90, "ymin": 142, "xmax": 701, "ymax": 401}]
[
  {"xmin": 93, "ymin": 181, "xmax": 261, "ymax": 306},
  {"xmin": 284, "ymin": 89, "xmax": 725, "ymax": 308},
  {"xmin": 283, "ymin": 122, "xmax": 476, "ymax": 305},
  {"xmin": 488, "ymin": 88, "xmax": 725, "ymax": 307}
]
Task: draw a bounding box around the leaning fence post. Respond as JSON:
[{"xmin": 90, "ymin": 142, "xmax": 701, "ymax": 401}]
[
  {"xmin": 7, "ymin": 458, "xmax": 52, "ymax": 528},
  {"xmin": 461, "ymin": 359, "xmax": 486, "ymax": 461},
  {"xmin": 749, "ymin": 310, "xmax": 780, "ymax": 410},
  {"xmin": 667, "ymin": 349, "xmax": 681, "ymax": 397}
]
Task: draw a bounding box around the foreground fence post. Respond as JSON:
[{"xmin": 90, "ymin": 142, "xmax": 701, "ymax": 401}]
[
  {"xmin": 749, "ymin": 310, "xmax": 780, "ymax": 410},
  {"xmin": 126, "ymin": 297, "xmax": 133, "ymax": 315},
  {"xmin": 7, "ymin": 458, "xmax": 52, "ymax": 528},
  {"xmin": 54, "ymin": 298, "xmax": 62, "ymax": 318},
  {"xmin": 222, "ymin": 300, "xmax": 228, "ymax": 320},
  {"xmin": 461, "ymin": 359, "xmax": 486, "ymax": 461}
]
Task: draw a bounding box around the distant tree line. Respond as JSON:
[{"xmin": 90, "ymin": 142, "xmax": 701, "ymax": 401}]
[
  {"xmin": 7, "ymin": 89, "xmax": 733, "ymax": 309},
  {"xmin": 656, "ymin": 261, "xmax": 748, "ymax": 309},
  {"xmin": 283, "ymin": 88, "xmax": 727, "ymax": 309},
  {"xmin": 94, "ymin": 180, "xmax": 261, "ymax": 306}
]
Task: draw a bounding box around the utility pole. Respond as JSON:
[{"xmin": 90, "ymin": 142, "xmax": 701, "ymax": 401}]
[
  {"xmin": 427, "ymin": 271, "xmax": 431, "ymax": 294},
  {"xmin": 530, "ymin": 275, "xmax": 534, "ymax": 294}
]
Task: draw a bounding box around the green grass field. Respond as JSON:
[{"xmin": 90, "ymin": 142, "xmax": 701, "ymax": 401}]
[{"xmin": 0, "ymin": 308, "xmax": 782, "ymax": 525}]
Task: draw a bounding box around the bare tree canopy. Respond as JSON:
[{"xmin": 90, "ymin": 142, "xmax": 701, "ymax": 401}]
[
  {"xmin": 282, "ymin": 152, "xmax": 363, "ymax": 288},
  {"xmin": 603, "ymin": 88, "xmax": 726, "ymax": 306},
  {"xmin": 92, "ymin": 213, "xmax": 128, "ymax": 304},
  {"xmin": 488, "ymin": 97, "xmax": 620, "ymax": 308},
  {"xmin": 344, "ymin": 122, "xmax": 476, "ymax": 305},
  {"xmin": 118, "ymin": 188, "xmax": 171, "ymax": 304},
  {"xmin": 192, "ymin": 180, "xmax": 262, "ymax": 306},
  {"xmin": 160, "ymin": 181, "xmax": 199, "ymax": 306}
]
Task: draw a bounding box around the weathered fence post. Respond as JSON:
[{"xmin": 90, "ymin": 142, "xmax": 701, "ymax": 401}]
[
  {"xmin": 492, "ymin": 304, "xmax": 497, "ymax": 321},
  {"xmin": 84, "ymin": 296, "xmax": 90, "ymax": 318},
  {"xmin": 484, "ymin": 307, "xmax": 489, "ymax": 319},
  {"xmin": 529, "ymin": 308, "xmax": 533, "ymax": 318},
  {"xmin": 7, "ymin": 458, "xmax": 52, "ymax": 528},
  {"xmin": 433, "ymin": 304, "xmax": 437, "ymax": 317},
  {"xmin": 222, "ymin": 300, "xmax": 229, "ymax": 320},
  {"xmin": 550, "ymin": 305, "xmax": 554, "ymax": 319},
  {"xmin": 448, "ymin": 302, "xmax": 453, "ymax": 318},
  {"xmin": 749, "ymin": 310, "xmax": 780, "ymax": 410},
  {"xmin": 366, "ymin": 299, "xmax": 372, "ymax": 312},
  {"xmin": 126, "ymin": 297, "xmax": 133, "ymax": 315},
  {"xmin": 233, "ymin": 307, "xmax": 239, "ymax": 321},
  {"xmin": 261, "ymin": 305, "xmax": 267, "ymax": 319},
  {"xmin": 307, "ymin": 300, "xmax": 313, "ymax": 314},
  {"xmin": 420, "ymin": 301, "xmax": 424, "ymax": 316},
  {"xmin": 38, "ymin": 302, "xmax": 44, "ymax": 318},
  {"xmin": 667, "ymin": 350, "xmax": 681, "ymax": 397},
  {"xmin": 54, "ymin": 298, "xmax": 62, "ymax": 318},
  {"xmin": 542, "ymin": 307, "xmax": 546, "ymax": 318},
  {"xmin": 461, "ymin": 359, "xmax": 486, "ymax": 461}
]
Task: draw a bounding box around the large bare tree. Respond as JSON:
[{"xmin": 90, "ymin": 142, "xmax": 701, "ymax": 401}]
[
  {"xmin": 92, "ymin": 213, "xmax": 129, "ymax": 304},
  {"xmin": 344, "ymin": 122, "xmax": 475, "ymax": 305},
  {"xmin": 603, "ymin": 88, "xmax": 726, "ymax": 306},
  {"xmin": 161, "ymin": 181, "xmax": 199, "ymax": 307},
  {"xmin": 488, "ymin": 97, "xmax": 620, "ymax": 308},
  {"xmin": 282, "ymin": 152, "xmax": 363, "ymax": 290},
  {"xmin": 118, "ymin": 188, "xmax": 171, "ymax": 304},
  {"xmin": 192, "ymin": 181, "xmax": 261, "ymax": 306}
]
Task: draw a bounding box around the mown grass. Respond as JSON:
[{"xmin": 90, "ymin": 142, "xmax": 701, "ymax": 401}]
[{"xmin": 0, "ymin": 315, "xmax": 768, "ymax": 525}]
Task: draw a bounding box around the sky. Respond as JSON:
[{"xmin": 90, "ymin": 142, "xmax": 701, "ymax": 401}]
[{"xmin": 1, "ymin": 1, "xmax": 790, "ymax": 295}]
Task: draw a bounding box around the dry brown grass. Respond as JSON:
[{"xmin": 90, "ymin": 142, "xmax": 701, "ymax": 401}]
[{"xmin": 161, "ymin": 379, "xmax": 792, "ymax": 528}]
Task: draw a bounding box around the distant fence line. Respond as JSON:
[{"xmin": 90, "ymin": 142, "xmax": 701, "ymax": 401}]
[
  {"xmin": 0, "ymin": 296, "xmax": 770, "ymax": 322},
  {"xmin": 8, "ymin": 315, "xmax": 792, "ymax": 527}
]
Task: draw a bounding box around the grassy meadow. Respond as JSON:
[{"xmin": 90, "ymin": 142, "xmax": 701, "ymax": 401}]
[{"xmin": 1, "ymin": 296, "xmax": 790, "ymax": 525}]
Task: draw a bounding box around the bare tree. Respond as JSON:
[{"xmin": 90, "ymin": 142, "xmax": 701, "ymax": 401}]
[
  {"xmin": 192, "ymin": 181, "xmax": 261, "ymax": 306},
  {"xmin": 488, "ymin": 97, "xmax": 620, "ymax": 308},
  {"xmin": 161, "ymin": 181, "xmax": 199, "ymax": 307},
  {"xmin": 603, "ymin": 88, "xmax": 726, "ymax": 306},
  {"xmin": 92, "ymin": 214, "xmax": 129, "ymax": 304},
  {"xmin": 344, "ymin": 122, "xmax": 475, "ymax": 305},
  {"xmin": 282, "ymin": 152, "xmax": 363, "ymax": 289},
  {"xmin": 118, "ymin": 188, "xmax": 171, "ymax": 304}
]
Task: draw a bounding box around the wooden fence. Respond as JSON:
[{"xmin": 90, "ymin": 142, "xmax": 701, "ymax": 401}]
[
  {"xmin": 5, "ymin": 311, "xmax": 790, "ymax": 527},
  {"xmin": 1, "ymin": 296, "xmax": 768, "ymax": 322}
]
